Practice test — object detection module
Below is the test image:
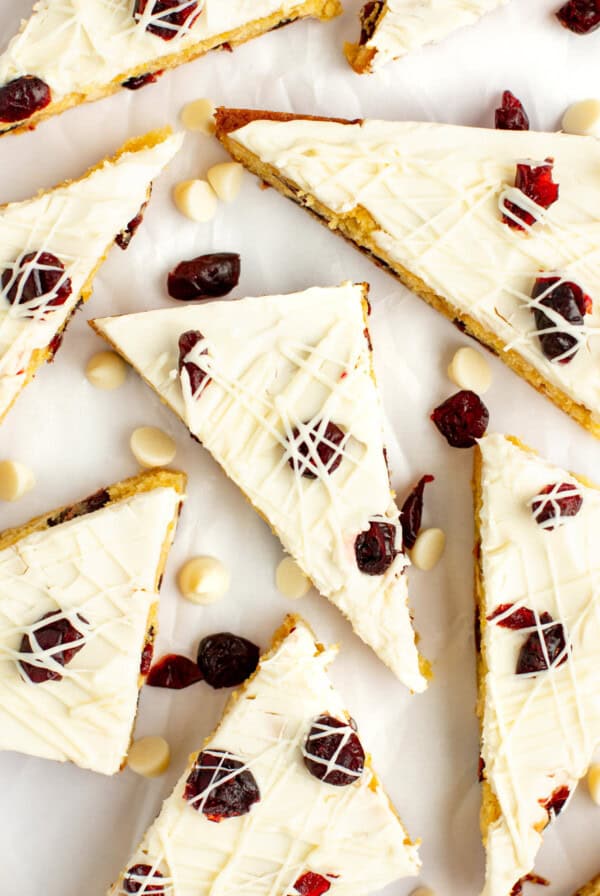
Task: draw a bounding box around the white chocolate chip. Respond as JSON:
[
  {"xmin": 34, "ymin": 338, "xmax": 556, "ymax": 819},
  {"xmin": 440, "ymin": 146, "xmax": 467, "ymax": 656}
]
[
  {"xmin": 562, "ymin": 99, "xmax": 600, "ymax": 137},
  {"xmin": 207, "ymin": 162, "xmax": 244, "ymax": 202},
  {"xmin": 86, "ymin": 351, "xmax": 127, "ymax": 390},
  {"xmin": 448, "ymin": 346, "xmax": 492, "ymax": 394},
  {"xmin": 173, "ymin": 179, "xmax": 218, "ymax": 223},
  {"xmin": 130, "ymin": 427, "xmax": 176, "ymax": 469},
  {"xmin": 180, "ymin": 98, "xmax": 216, "ymax": 135},
  {"xmin": 177, "ymin": 556, "xmax": 231, "ymax": 604},
  {"xmin": 410, "ymin": 887, "xmax": 435, "ymax": 896},
  {"xmin": 276, "ymin": 557, "xmax": 311, "ymax": 599},
  {"xmin": 0, "ymin": 460, "xmax": 35, "ymax": 502},
  {"xmin": 127, "ymin": 736, "xmax": 171, "ymax": 778},
  {"xmin": 588, "ymin": 764, "xmax": 600, "ymax": 805},
  {"xmin": 410, "ymin": 528, "xmax": 446, "ymax": 571}
]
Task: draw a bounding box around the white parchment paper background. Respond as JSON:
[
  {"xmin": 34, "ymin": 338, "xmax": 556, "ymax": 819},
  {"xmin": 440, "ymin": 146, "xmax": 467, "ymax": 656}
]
[{"xmin": 0, "ymin": 1, "xmax": 598, "ymax": 894}]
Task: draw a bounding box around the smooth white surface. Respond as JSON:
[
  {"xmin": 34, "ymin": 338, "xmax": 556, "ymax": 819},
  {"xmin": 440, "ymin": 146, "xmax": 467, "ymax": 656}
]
[{"xmin": 0, "ymin": 1, "xmax": 597, "ymax": 895}]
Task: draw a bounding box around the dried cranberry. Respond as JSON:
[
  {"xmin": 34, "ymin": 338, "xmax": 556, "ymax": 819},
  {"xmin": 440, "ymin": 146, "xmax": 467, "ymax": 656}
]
[
  {"xmin": 146, "ymin": 653, "xmax": 203, "ymax": 689},
  {"xmin": 184, "ymin": 750, "xmax": 260, "ymax": 820},
  {"xmin": 140, "ymin": 629, "xmax": 155, "ymax": 676},
  {"xmin": 478, "ymin": 756, "xmax": 486, "ymax": 782},
  {"xmin": 122, "ymin": 71, "xmax": 164, "ymax": 90},
  {"xmin": 358, "ymin": 0, "xmax": 384, "ymax": 43},
  {"xmin": 116, "ymin": 198, "xmax": 149, "ymax": 250},
  {"xmin": 47, "ymin": 488, "xmax": 110, "ymax": 527},
  {"xmin": 178, "ymin": 330, "xmax": 210, "ymax": 397},
  {"xmin": 196, "ymin": 632, "xmax": 259, "ymax": 689},
  {"xmin": 0, "ymin": 75, "xmax": 51, "ymax": 123},
  {"xmin": 401, "ymin": 474, "xmax": 434, "ymax": 549},
  {"xmin": 431, "ymin": 390, "xmax": 489, "ymax": 448},
  {"xmin": 2, "ymin": 251, "xmax": 72, "ymax": 315},
  {"xmin": 354, "ymin": 520, "xmax": 398, "ymax": 575},
  {"xmin": 168, "ymin": 253, "xmax": 241, "ymax": 301},
  {"xmin": 516, "ymin": 613, "xmax": 568, "ymax": 674},
  {"xmin": 303, "ymin": 715, "xmax": 365, "ymax": 787},
  {"xmin": 531, "ymin": 277, "xmax": 591, "ymax": 364},
  {"xmin": 502, "ymin": 160, "xmax": 559, "ymax": 230},
  {"xmin": 540, "ymin": 785, "xmax": 570, "ymax": 817},
  {"xmin": 47, "ymin": 331, "xmax": 63, "ymax": 360},
  {"xmin": 531, "ymin": 482, "xmax": 583, "ymax": 528},
  {"xmin": 134, "ymin": 0, "xmax": 201, "ymax": 40},
  {"xmin": 495, "ymin": 90, "xmax": 530, "ymax": 131},
  {"xmin": 288, "ymin": 421, "xmax": 346, "ymax": 479},
  {"xmin": 295, "ymin": 873, "xmax": 331, "ymax": 896},
  {"xmin": 488, "ymin": 603, "xmax": 537, "ymax": 629},
  {"xmin": 123, "ymin": 864, "xmax": 167, "ymax": 894},
  {"xmin": 511, "ymin": 875, "xmax": 550, "ymax": 896},
  {"xmin": 19, "ymin": 611, "xmax": 87, "ymax": 684},
  {"xmin": 556, "ymin": 0, "xmax": 600, "ymax": 33}
]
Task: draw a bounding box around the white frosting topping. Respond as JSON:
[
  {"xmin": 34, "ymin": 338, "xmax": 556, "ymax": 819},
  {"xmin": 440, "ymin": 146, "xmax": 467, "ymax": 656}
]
[
  {"xmin": 0, "ymin": 485, "xmax": 181, "ymax": 775},
  {"xmin": 229, "ymin": 119, "xmax": 600, "ymax": 425},
  {"xmin": 478, "ymin": 434, "xmax": 600, "ymax": 896},
  {"xmin": 93, "ymin": 283, "xmax": 426, "ymax": 691},
  {"xmin": 0, "ymin": 130, "xmax": 182, "ymax": 420},
  {"xmin": 360, "ymin": 0, "xmax": 506, "ymax": 70},
  {"xmin": 111, "ymin": 621, "xmax": 420, "ymax": 896},
  {"xmin": 0, "ymin": 0, "xmax": 302, "ymax": 103}
]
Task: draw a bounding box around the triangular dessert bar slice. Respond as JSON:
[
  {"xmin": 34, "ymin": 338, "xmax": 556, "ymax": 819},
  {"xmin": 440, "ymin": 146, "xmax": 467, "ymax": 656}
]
[
  {"xmin": 345, "ymin": 0, "xmax": 507, "ymax": 73},
  {"xmin": 215, "ymin": 109, "xmax": 600, "ymax": 440},
  {"xmin": 108, "ymin": 615, "xmax": 421, "ymax": 895},
  {"xmin": 0, "ymin": 468, "xmax": 186, "ymax": 774},
  {"xmin": 91, "ymin": 282, "xmax": 428, "ymax": 691},
  {"xmin": 474, "ymin": 434, "xmax": 600, "ymax": 896},
  {"xmin": 0, "ymin": 127, "xmax": 182, "ymax": 423}
]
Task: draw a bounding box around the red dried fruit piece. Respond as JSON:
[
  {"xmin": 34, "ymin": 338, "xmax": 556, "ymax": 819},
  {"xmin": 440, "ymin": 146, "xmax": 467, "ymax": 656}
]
[
  {"xmin": 502, "ymin": 160, "xmax": 559, "ymax": 230},
  {"xmin": 47, "ymin": 332, "xmax": 63, "ymax": 360},
  {"xmin": 116, "ymin": 198, "xmax": 150, "ymax": 250},
  {"xmin": 511, "ymin": 874, "xmax": 550, "ymax": 896},
  {"xmin": 495, "ymin": 91, "xmax": 530, "ymax": 131},
  {"xmin": 531, "ymin": 277, "xmax": 591, "ymax": 364},
  {"xmin": 516, "ymin": 612, "xmax": 568, "ymax": 675},
  {"xmin": 140, "ymin": 628, "xmax": 155, "ymax": 676},
  {"xmin": 288, "ymin": 421, "xmax": 346, "ymax": 479},
  {"xmin": 122, "ymin": 71, "xmax": 164, "ymax": 90},
  {"xmin": 401, "ymin": 474, "xmax": 434, "ymax": 550},
  {"xmin": 168, "ymin": 253, "xmax": 241, "ymax": 300},
  {"xmin": 47, "ymin": 488, "xmax": 110, "ymax": 527},
  {"xmin": 2, "ymin": 251, "xmax": 72, "ymax": 315},
  {"xmin": 146, "ymin": 654, "xmax": 203, "ymax": 689},
  {"xmin": 19, "ymin": 611, "xmax": 87, "ymax": 684},
  {"xmin": 540, "ymin": 785, "xmax": 570, "ymax": 817},
  {"xmin": 303, "ymin": 714, "xmax": 365, "ymax": 787},
  {"xmin": 178, "ymin": 330, "xmax": 210, "ymax": 397},
  {"xmin": 133, "ymin": 0, "xmax": 201, "ymax": 40},
  {"xmin": 478, "ymin": 756, "xmax": 486, "ymax": 782},
  {"xmin": 184, "ymin": 749, "xmax": 260, "ymax": 820},
  {"xmin": 0, "ymin": 75, "xmax": 51, "ymax": 123},
  {"xmin": 358, "ymin": 0, "xmax": 385, "ymax": 43},
  {"xmin": 354, "ymin": 520, "xmax": 398, "ymax": 575},
  {"xmin": 556, "ymin": 0, "xmax": 600, "ymax": 33},
  {"xmin": 487, "ymin": 603, "xmax": 537, "ymax": 629},
  {"xmin": 294, "ymin": 873, "xmax": 332, "ymax": 896},
  {"xmin": 123, "ymin": 864, "xmax": 167, "ymax": 894},
  {"xmin": 196, "ymin": 632, "xmax": 259, "ymax": 689},
  {"xmin": 431, "ymin": 390, "xmax": 489, "ymax": 448},
  {"xmin": 531, "ymin": 482, "xmax": 583, "ymax": 529}
]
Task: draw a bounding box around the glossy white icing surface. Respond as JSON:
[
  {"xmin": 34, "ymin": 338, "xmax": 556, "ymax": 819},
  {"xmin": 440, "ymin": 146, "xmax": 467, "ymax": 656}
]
[
  {"xmin": 478, "ymin": 434, "xmax": 600, "ymax": 896},
  {"xmin": 110, "ymin": 621, "xmax": 420, "ymax": 896},
  {"xmin": 0, "ymin": 130, "xmax": 182, "ymax": 420},
  {"xmin": 93, "ymin": 283, "xmax": 426, "ymax": 691},
  {"xmin": 0, "ymin": 0, "xmax": 302, "ymax": 102},
  {"xmin": 360, "ymin": 0, "xmax": 506, "ymax": 70},
  {"xmin": 0, "ymin": 485, "xmax": 181, "ymax": 775},
  {"xmin": 229, "ymin": 118, "xmax": 600, "ymax": 424}
]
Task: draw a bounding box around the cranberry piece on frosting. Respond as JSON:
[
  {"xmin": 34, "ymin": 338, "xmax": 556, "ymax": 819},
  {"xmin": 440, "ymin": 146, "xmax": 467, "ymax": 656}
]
[
  {"xmin": 116, "ymin": 199, "xmax": 150, "ymax": 250},
  {"xmin": 502, "ymin": 159, "xmax": 559, "ymax": 230},
  {"xmin": 122, "ymin": 71, "xmax": 164, "ymax": 90},
  {"xmin": 2, "ymin": 251, "xmax": 72, "ymax": 315},
  {"xmin": 168, "ymin": 253, "xmax": 241, "ymax": 300},
  {"xmin": 495, "ymin": 91, "xmax": 530, "ymax": 131},
  {"xmin": 531, "ymin": 482, "xmax": 583, "ymax": 528},
  {"xmin": 487, "ymin": 603, "xmax": 538, "ymax": 629},
  {"xmin": 134, "ymin": 0, "xmax": 201, "ymax": 40},
  {"xmin": 516, "ymin": 612, "xmax": 568, "ymax": 675},
  {"xmin": 401, "ymin": 474, "xmax": 434, "ymax": 550},
  {"xmin": 19, "ymin": 611, "xmax": 87, "ymax": 684},
  {"xmin": 123, "ymin": 864, "xmax": 167, "ymax": 894},
  {"xmin": 556, "ymin": 0, "xmax": 600, "ymax": 33},
  {"xmin": 47, "ymin": 488, "xmax": 110, "ymax": 527},
  {"xmin": 303, "ymin": 715, "xmax": 365, "ymax": 787},
  {"xmin": 0, "ymin": 75, "xmax": 51, "ymax": 123},
  {"xmin": 354, "ymin": 520, "xmax": 398, "ymax": 575},
  {"xmin": 531, "ymin": 276, "xmax": 591, "ymax": 364},
  {"xmin": 184, "ymin": 750, "xmax": 260, "ymax": 820},
  {"xmin": 178, "ymin": 330, "xmax": 210, "ymax": 397},
  {"xmin": 288, "ymin": 421, "xmax": 346, "ymax": 479},
  {"xmin": 146, "ymin": 653, "xmax": 203, "ymax": 689},
  {"xmin": 540, "ymin": 785, "xmax": 571, "ymax": 818},
  {"xmin": 294, "ymin": 873, "xmax": 332, "ymax": 896},
  {"xmin": 196, "ymin": 632, "xmax": 259, "ymax": 689},
  {"xmin": 431, "ymin": 390, "xmax": 489, "ymax": 448}
]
